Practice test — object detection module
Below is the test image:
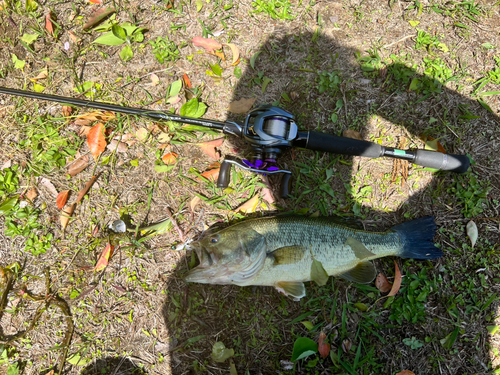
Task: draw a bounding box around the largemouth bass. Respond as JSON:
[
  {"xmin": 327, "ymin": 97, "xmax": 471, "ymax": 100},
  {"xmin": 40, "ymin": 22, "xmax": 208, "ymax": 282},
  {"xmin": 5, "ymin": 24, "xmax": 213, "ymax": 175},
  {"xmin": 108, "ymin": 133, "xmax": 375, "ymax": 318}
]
[{"xmin": 185, "ymin": 216, "xmax": 442, "ymax": 299}]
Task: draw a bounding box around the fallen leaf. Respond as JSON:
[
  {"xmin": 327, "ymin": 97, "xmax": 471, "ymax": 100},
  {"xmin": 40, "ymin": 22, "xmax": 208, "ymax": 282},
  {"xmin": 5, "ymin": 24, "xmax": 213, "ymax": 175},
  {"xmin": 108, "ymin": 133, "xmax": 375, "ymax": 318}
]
[
  {"xmin": 79, "ymin": 125, "xmax": 92, "ymax": 137},
  {"xmin": 190, "ymin": 196, "xmax": 201, "ymax": 212},
  {"xmin": 466, "ymin": 220, "xmax": 478, "ymax": 248},
  {"xmin": 45, "ymin": 12, "xmax": 54, "ymax": 35},
  {"xmin": 318, "ymin": 331, "xmax": 330, "ymax": 359},
  {"xmin": 136, "ymin": 127, "xmax": 149, "ymax": 141},
  {"xmin": 228, "ymin": 98, "xmax": 256, "ymax": 114},
  {"xmin": 208, "ymin": 50, "xmax": 225, "ymax": 61},
  {"xmin": 162, "ymin": 152, "xmax": 178, "ymax": 165},
  {"xmin": 236, "ymin": 195, "xmax": 259, "ymax": 213},
  {"xmin": 200, "ymin": 168, "xmax": 220, "ymax": 181},
  {"xmin": 164, "ymin": 0, "xmax": 173, "ymax": 9},
  {"xmin": 196, "ymin": 138, "xmax": 224, "ymax": 159},
  {"xmin": 191, "ymin": 36, "xmax": 222, "ymax": 52},
  {"xmin": 150, "ymin": 73, "xmax": 160, "ymax": 86},
  {"xmin": 68, "ymin": 30, "xmax": 79, "ymax": 43},
  {"xmin": 343, "ymin": 129, "xmax": 363, "ymax": 140},
  {"xmin": 211, "ymin": 342, "xmax": 234, "ymax": 363},
  {"xmin": 1, "ymin": 160, "xmax": 12, "ymax": 170},
  {"xmin": 76, "ymin": 174, "xmax": 100, "ymax": 204},
  {"xmin": 87, "ymin": 123, "xmax": 107, "ymax": 160},
  {"xmin": 341, "ymin": 339, "xmax": 352, "ymax": 353},
  {"xmin": 39, "ymin": 177, "xmax": 58, "ymax": 198},
  {"xmin": 77, "ymin": 111, "xmax": 115, "ymax": 122},
  {"xmin": 422, "ymin": 135, "xmax": 447, "ymax": 154},
  {"xmin": 60, "ymin": 202, "xmax": 76, "ymax": 233},
  {"xmin": 229, "ymin": 362, "xmax": 237, "ymax": 375},
  {"xmin": 375, "ymin": 273, "xmax": 393, "ymax": 293},
  {"xmin": 56, "ymin": 190, "xmax": 70, "ymax": 210},
  {"xmin": 83, "ymin": 7, "xmax": 116, "ymax": 31},
  {"xmin": 224, "ymin": 43, "xmax": 240, "ymax": 66},
  {"xmin": 68, "ymin": 154, "xmax": 90, "ymax": 177},
  {"xmin": 106, "ymin": 139, "xmax": 128, "ymax": 153},
  {"xmin": 89, "ymin": 0, "xmax": 103, "ymax": 3},
  {"xmin": 182, "ymin": 73, "xmax": 192, "ymax": 88},
  {"xmin": 388, "ymin": 261, "xmax": 402, "ymax": 297},
  {"xmin": 62, "ymin": 105, "xmax": 72, "ymax": 117},
  {"xmin": 396, "ymin": 371, "xmax": 416, "ymax": 375},
  {"xmin": 261, "ymin": 187, "xmax": 275, "ymax": 204},
  {"xmin": 26, "ymin": 188, "xmax": 38, "ymax": 201},
  {"xmin": 94, "ymin": 243, "xmax": 115, "ymax": 272},
  {"xmin": 30, "ymin": 68, "xmax": 48, "ymax": 81}
]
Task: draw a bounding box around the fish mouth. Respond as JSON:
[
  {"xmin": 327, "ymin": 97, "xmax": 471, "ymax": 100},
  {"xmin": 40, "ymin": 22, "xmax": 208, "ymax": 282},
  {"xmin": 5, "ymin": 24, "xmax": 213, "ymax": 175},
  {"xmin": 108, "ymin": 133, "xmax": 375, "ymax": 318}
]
[{"xmin": 184, "ymin": 245, "xmax": 221, "ymax": 283}]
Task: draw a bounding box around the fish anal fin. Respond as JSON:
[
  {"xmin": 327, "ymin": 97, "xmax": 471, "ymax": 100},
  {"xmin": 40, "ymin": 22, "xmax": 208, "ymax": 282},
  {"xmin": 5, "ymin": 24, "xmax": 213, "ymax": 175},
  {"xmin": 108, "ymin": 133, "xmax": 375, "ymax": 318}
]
[
  {"xmin": 275, "ymin": 281, "xmax": 306, "ymax": 300},
  {"xmin": 269, "ymin": 245, "xmax": 306, "ymax": 265},
  {"xmin": 339, "ymin": 261, "xmax": 377, "ymax": 284},
  {"xmin": 345, "ymin": 237, "xmax": 375, "ymax": 260}
]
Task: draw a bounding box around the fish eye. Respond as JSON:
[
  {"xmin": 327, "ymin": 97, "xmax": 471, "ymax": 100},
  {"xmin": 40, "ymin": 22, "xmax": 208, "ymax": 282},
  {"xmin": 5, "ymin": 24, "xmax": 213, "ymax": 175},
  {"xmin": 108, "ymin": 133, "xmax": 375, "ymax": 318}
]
[{"xmin": 210, "ymin": 236, "xmax": 219, "ymax": 243}]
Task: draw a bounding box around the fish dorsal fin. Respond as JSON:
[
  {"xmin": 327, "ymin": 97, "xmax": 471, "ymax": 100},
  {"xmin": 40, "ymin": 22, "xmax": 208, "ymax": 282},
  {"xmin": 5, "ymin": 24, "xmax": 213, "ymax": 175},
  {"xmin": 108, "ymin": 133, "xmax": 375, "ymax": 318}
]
[
  {"xmin": 339, "ymin": 261, "xmax": 377, "ymax": 284},
  {"xmin": 275, "ymin": 281, "xmax": 306, "ymax": 300},
  {"xmin": 269, "ymin": 246, "xmax": 306, "ymax": 265},
  {"xmin": 345, "ymin": 237, "xmax": 375, "ymax": 260},
  {"xmin": 326, "ymin": 215, "xmax": 364, "ymax": 229}
]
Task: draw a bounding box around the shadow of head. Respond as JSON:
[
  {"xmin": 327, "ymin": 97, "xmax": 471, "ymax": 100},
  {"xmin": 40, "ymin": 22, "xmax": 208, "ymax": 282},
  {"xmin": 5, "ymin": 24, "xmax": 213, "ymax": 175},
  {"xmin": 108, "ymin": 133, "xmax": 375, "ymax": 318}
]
[{"xmin": 79, "ymin": 356, "xmax": 148, "ymax": 375}]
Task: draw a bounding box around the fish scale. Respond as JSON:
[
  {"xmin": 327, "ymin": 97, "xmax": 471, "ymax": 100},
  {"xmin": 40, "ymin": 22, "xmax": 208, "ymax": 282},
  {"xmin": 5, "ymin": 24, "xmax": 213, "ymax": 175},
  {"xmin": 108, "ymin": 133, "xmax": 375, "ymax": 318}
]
[{"xmin": 185, "ymin": 215, "xmax": 442, "ymax": 299}]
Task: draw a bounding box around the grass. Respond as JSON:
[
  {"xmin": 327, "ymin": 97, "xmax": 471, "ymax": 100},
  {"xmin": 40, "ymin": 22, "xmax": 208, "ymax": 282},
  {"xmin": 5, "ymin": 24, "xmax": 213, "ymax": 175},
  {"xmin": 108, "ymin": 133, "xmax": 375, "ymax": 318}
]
[{"xmin": 0, "ymin": 0, "xmax": 500, "ymax": 374}]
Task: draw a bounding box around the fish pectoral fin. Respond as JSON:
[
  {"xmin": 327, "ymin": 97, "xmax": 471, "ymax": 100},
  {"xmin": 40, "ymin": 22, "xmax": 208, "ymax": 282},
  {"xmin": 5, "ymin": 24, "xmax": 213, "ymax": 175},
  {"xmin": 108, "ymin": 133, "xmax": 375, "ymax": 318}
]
[
  {"xmin": 345, "ymin": 237, "xmax": 375, "ymax": 260},
  {"xmin": 269, "ymin": 246, "xmax": 306, "ymax": 265},
  {"xmin": 275, "ymin": 281, "xmax": 306, "ymax": 299},
  {"xmin": 339, "ymin": 261, "xmax": 377, "ymax": 284}
]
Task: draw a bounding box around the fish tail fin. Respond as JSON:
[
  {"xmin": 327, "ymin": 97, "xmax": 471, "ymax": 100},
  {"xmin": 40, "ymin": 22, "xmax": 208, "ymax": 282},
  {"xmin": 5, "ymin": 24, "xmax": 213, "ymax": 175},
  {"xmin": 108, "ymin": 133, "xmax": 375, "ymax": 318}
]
[{"xmin": 391, "ymin": 216, "xmax": 443, "ymax": 260}]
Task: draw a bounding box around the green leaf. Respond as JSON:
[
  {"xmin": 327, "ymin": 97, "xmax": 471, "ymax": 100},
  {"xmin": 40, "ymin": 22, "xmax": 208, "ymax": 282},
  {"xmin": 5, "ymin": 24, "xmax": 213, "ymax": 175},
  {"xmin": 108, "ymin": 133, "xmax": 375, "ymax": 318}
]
[
  {"xmin": 25, "ymin": 0, "xmax": 38, "ymax": 12},
  {"xmin": 93, "ymin": 31, "xmax": 125, "ymax": 45},
  {"xmin": 234, "ymin": 66, "xmax": 242, "ymax": 79},
  {"xmin": 33, "ymin": 83, "xmax": 45, "ymax": 92},
  {"xmin": 7, "ymin": 362, "xmax": 19, "ymax": 375},
  {"xmin": 154, "ymin": 165, "xmax": 174, "ymax": 173},
  {"xmin": 112, "ymin": 24, "xmax": 127, "ymax": 40},
  {"xmin": 262, "ymin": 77, "xmax": 272, "ymax": 93},
  {"xmin": 181, "ymin": 98, "xmax": 199, "ymax": 117},
  {"xmin": 67, "ymin": 353, "xmax": 91, "ymax": 366},
  {"xmin": 310, "ymin": 257, "xmax": 328, "ymax": 286},
  {"xmin": 481, "ymin": 42, "xmax": 495, "ymax": 50},
  {"xmin": 409, "ymin": 77, "xmax": 419, "ymax": 91},
  {"xmin": 211, "ymin": 342, "xmax": 234, "ymax": 363},
  {"xmin": 291, "ymin": 337, "xmax": 318, "ymax": 362},
  {"xmin": 0, "ymin": 197, "xmax": 18, "ymax": 215},
  {"xmin": 168, "ymin": 80, "xmax": 182, "ymax": 98},
  {"xmin": 138, "ymin": 217, "xmax": 172, "ymax": 235},
  {"xmin": 301, "ymin": 321, "xmax": 314, "ymax": 330},
  {"xmin": 211, "ymin": 63, "xmax": 223, "ymax": 77},
  {"xmin": 196, "ymin": 0, "xmax": 203, "ymax": 11},
  {"xmin": 440, "ymin": 327, "xmax": 459, "ymax": 350},
  {"xmin": 11, "ymin": 54, "xmax": 25, "ymax": 70},
  {"xmin": 353, "ymin": 302, "xmax": 368, "ymax": 312},
  {"xmin": 479, "ymin": 91, "xmax": 500, "ymax": 96},
  {"xmin": 130, "ymin": 159, "xmax": 139, "ymax": 167},
  {"xmin": 194, "ymin": 101, "xmax": 207, "ymax": 118},
  {"xmin": 19, "ymin": 33, "xmax": 38, "ymax": 44},
  {"xmin": 454, "ymin": 22, "xmax": 470, "ymax": 29},
  {"xmin": 330, "ymin": 113, "xmax": 338, "ymax": 123},
  {"xmin": 408, "ymin": 20, "xmax": 420, "ymax": 27},
  {"xmin": 120, "ymin": 45, "xmax": 133, "ymax": 61},
  {"xmin": 477, "ymin": 98, "xmax": 494, "ymax": 113},
  {"xmin": 250, "ymin": 51, "xmax": 261, "ymax": 69},
  {"xmin": 487, "ymin": 325, "xmax": 499, "ymax": 335}
]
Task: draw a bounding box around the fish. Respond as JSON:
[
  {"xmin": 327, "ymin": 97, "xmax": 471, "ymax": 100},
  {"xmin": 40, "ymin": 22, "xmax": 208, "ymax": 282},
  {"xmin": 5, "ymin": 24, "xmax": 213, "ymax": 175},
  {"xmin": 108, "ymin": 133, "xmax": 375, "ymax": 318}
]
[{"xmin": 185, "ymin": 216, "xmax": 442, "ymax": 299}]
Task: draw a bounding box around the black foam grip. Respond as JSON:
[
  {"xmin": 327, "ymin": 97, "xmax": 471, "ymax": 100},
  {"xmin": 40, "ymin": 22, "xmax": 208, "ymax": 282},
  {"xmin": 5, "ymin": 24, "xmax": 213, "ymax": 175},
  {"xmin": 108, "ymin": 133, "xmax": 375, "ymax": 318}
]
[
  {"xmin": 413, "ymin": 150, "xmax": 470, "ymax": 173},
  {"xmin": 305, "ymin": 131, "xmax": 383, "ymax": 158},
  {"xmin": 280, "ymin": 174, "xmax": 292, "ymax": 198},
  {"xmin": 216, "ymin": 161, "xmax": 231, "ymax": 188}
]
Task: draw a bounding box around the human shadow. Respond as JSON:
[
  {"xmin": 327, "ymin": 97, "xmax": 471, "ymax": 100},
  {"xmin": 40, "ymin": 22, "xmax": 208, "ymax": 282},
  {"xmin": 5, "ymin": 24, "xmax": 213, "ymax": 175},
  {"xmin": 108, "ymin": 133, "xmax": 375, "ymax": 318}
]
[{"xmin": 162, "ymin": 28, "xmax": 500, "ymax": 374}]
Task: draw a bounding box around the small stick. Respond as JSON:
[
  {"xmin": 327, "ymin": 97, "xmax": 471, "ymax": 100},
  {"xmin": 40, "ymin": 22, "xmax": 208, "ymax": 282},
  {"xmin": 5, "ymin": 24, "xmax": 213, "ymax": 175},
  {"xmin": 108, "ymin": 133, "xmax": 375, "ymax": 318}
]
[{"xmin": 166, "ymin": 207, "xmax": 184, "ymax": 242}]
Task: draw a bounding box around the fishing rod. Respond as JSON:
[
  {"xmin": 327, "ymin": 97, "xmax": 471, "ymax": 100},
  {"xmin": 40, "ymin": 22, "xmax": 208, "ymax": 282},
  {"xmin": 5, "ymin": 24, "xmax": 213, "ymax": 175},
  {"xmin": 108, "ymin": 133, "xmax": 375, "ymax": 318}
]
[{"xmin": 0, "ymin": 86, "xmax": 470, "ymax": 197}]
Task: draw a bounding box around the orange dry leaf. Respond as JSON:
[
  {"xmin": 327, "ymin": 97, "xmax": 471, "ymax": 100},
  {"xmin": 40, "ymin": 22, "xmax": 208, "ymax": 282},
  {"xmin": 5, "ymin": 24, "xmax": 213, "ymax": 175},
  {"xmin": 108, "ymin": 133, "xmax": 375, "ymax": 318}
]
[
  {"xmin": 87, "ymin": 123, "xmax": 107, "ymax": 160},
  {"xmin": 224, "ymin": 43, "xmax": 240, "ymax": 66},
  {"xmin": 60, "ymin": 202, "xmax": 76, "ymax": 234},
  {"xmin": 200, "ymin": 168, "xmax": 220, "ymax": 181},
  {"xmin": 56, "ymin": 190, "xmax": 70, "ymax": 210},
  {"xmin": 77, "ymin": 111, "xmax": 115, "ymax": 122},
  {"xmin": 375, "ymin": 273, "xmax": 393, "ymax": 293},
  {"xmin": 235, "ymin": 195, "xmax": 259, "ymax": 213},
  {"xmin": 208, "ymin": 50, "xmax": 225, "ymax": 61},
  {"xmin": 422, "ymin": 135, "xmax": 447, "ymax": 154},
  {"xmin": 182, "ymin": 73, "xmax": 192, "ymax": 88},
  {"xmin": 76, "ymin": 173, "xmax": 100, "ymax": 204},
  {"xmin": 396, "ymin": 371, "xmax": 415, "ymax": 375},
  {"xmin": 45, "ymin": 12, "xmax": 54, "ymax": 35},
  {"xmin": 162, "ymin": 152, "xmax": 178, "ymax": 165},
  {"xmin": 62, "ymin": 106, "xmax": 72, "ymax": 117},
  {"xmin": 388, "ymin": 261, "xmax": 402, "ymax": 297},
  {"xmin": 191, "ymin": 36, "xmax": 222, "ymax": 52},
  {"xmin": 197, "ymin": 138, "xmax": 224, "ymax": 160},
  {"xmin": 89, "ymin": 0, "xmax": 103, "ymax": 3},
  {"xmin": 94, "ymin": 243, "xmax": 115, "ymax": 272},
  {"xmin": 26, "ymin": 188, "xmax": 38, "ymax": 201},
  {"xmin": 318, "ymin": 332, "xmax": 330, "ymax": 359}
]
